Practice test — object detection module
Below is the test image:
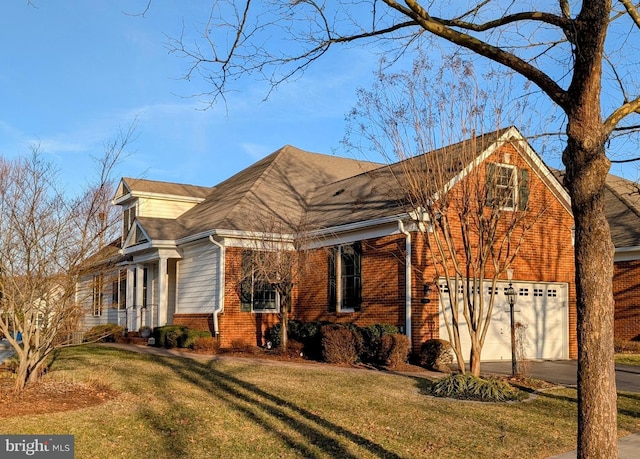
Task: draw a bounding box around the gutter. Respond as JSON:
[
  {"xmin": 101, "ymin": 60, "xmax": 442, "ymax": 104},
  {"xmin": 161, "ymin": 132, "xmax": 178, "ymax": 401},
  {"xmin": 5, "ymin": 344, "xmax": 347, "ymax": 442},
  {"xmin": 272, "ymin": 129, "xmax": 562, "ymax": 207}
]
[
  {"xmin": 397, "ymin": 220, "xmax": 412, "ymax": 349},
  {"xmin": 208, "ymin": 236, "xmax": 225, "ymax": 337}
]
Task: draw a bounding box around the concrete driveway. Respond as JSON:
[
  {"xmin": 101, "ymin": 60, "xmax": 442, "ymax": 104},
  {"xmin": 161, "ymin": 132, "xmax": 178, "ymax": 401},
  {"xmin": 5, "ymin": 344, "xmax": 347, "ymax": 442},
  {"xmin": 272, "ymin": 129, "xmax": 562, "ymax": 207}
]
[
  {"xmin": 0, "ymin": 339, "xmax": 14, "ymax": 365},
  {"xmin": 479, "ymin": 360, "xmax": 640, "ymax": 393}
]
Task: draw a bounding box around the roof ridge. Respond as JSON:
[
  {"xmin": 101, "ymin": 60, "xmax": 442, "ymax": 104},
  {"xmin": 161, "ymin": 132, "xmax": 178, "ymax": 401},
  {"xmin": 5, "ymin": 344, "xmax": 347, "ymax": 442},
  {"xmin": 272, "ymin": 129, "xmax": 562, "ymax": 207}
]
[{"xmin": 225, "ymin": 146, "xmax": 290, "ymax": 221}]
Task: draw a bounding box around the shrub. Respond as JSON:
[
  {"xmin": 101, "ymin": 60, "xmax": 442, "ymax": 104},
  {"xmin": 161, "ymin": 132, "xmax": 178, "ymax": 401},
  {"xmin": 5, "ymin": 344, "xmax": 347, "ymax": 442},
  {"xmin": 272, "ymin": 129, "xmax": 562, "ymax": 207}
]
[
  {"xmin": 83, "ymin": 324, "xmax": 125, "ymax": 343},
  {"xmin": 265, "ymin": 320, "xmax": 326, "ymax": 358},
  {"xmin": 321, "ymin": 325, "xmax": 362, "ymax": 364},
  {"xmin": 154, "ymin": 325, "xmax": 188, "ymax": 348},
  {"xmin": 430, "ymin": 374, "xmax": 524, "ymax": 402},
  {"xmin": 378, "ymin": 334, "xmax": 411, "ymax": 368},
  {"xmin": 360, "ymin": 324, "xmax": 399, "ymax": 363},
  {"xmin": 192, "ymin": 336, "xmax": 220, "ymax": 353},
  {"xmin": 614, "ymin": 338, "xmax": 640, "ymax": 354},
  {"xmin": 229, "ymin": 338, "xmax": 260, "ymax": 354},
  {"xmin": 181, "ymin": 329, "xmax": 212, "ymax": 349},
  {"xmin": 283, "ymin": 339, "xmax": 305, "ymax": 358},
  {"xmin": 419, "ymin": 339, "xmax": 454, "ymax": 372}
]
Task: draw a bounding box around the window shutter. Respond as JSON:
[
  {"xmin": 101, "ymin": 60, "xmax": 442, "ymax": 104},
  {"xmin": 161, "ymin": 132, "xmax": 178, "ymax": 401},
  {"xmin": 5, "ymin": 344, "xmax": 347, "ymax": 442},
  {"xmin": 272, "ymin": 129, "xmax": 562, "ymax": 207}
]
[
  {"xmin": 240, "ymin": 250, "xmax": 253, "ymax": 312},
  {"xmin": 486, "ymin": 163, "xmax": 496, "ymax": 207},
  {"xmin": 328, "ymin": 248, "xmax": 337, "ymax": 312},
  {"xmin": 353, "ymin": 242, "xmax": 362, "ymax": 312},
  {"xmin": 519, "ymin": 168, "xmax": 530, "ymax": 210}
]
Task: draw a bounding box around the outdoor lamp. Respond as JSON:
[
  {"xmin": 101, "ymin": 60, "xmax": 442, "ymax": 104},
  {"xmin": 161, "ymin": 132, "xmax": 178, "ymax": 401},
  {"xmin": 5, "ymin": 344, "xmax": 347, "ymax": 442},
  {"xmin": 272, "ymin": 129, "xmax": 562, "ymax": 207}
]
[
  {"xmin": 505, "ymin": 268, "xmax": 518, "ymax": 376},
  {"xmin": 421, "ymin": 283, "xmax": 432, "ymax": 304}
]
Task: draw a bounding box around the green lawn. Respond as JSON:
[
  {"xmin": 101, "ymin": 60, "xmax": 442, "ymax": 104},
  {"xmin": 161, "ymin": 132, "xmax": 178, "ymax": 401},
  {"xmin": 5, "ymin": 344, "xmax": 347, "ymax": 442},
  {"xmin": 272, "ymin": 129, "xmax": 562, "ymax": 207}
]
[
  {"xmin": 3, "ymin": 345, "xmax": 640, "ymax": 458},
  {"xmin": 616, "ymin": 354, "xmax": 640, "ymax": 366}
]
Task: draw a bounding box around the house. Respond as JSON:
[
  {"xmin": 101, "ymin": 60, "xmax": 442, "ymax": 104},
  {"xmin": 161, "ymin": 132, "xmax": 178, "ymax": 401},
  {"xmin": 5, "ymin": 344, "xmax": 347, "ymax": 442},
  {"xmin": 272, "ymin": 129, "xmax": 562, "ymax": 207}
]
[
  {"xmin": 605, "ymin": 174, "xmax": 640, "ymax": 341},
  {"xmin": 77, "ymin": 127, "xmax": 577, "ymax": 360}
]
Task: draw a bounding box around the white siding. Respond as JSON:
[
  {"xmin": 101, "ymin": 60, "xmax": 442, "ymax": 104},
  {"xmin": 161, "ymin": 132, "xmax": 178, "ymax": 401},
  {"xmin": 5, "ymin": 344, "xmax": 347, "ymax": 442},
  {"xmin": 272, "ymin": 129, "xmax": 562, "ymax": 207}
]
[
  {"xmin": 176, "ymin": 241, "xmax": 220, "ymax": 313},
  {"xmin": 137, "ymin": 197, "xmax": 198, "ymax": 220},
  {"xmin": 77, "ymin": 272, "xmax": 121, "ymax": 330},
  {"xmin": 438, "ymin": 280, "xmax": 568, "ymax": 361}
]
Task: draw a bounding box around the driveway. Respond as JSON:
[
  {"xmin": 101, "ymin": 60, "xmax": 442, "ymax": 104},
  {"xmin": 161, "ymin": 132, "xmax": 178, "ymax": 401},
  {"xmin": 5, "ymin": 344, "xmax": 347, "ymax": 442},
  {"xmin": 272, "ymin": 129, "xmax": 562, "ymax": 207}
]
[
  {"xmin": 479, "ymin": 360, "xmax": 640, "ymax": 393},
  {"xmin": 0, "ymin": 339, "xmax": 14, "ymax": 365}
]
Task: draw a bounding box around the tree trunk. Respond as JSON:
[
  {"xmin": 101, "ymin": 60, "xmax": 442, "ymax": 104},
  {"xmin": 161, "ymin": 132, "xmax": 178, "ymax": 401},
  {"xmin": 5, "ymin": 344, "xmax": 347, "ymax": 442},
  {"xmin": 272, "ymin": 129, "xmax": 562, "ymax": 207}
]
[
  {"xmin": 280, "ymin": 291, "xmax": 289, "ymax": 351},
  {"xmin": 469, "ymin": 346, "xmax": 481, "ymax": 377},
  {"xmin": 564, "ymin": 136, "xmax": 617, "ymax": 458}
]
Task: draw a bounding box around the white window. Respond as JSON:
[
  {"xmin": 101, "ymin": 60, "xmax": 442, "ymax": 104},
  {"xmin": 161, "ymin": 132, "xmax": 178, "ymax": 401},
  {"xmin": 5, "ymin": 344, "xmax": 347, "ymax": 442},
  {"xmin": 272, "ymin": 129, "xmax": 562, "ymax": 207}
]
[
  {"xmin": 92, "ymin": 274, "xmax": 103, "ymax": 316},
  {"xmin": 486, "ymin": 163, "xmax": 530, "ymax": 211},
  {"xmin": 240, "ymin": 250, "xmax": 279, "ymax": 313},
  {"xmin": 122, "ymin": 204, "xmax": 137, "ymax": 238},
  {"xmin": 329, "ymin": 243, "xmax": 362, "ymax": 312}
]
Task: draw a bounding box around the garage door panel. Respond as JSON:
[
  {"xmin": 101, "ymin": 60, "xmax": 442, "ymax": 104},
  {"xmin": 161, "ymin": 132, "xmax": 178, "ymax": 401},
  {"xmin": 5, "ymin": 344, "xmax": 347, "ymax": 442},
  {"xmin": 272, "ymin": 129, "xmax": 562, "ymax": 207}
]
[{"xmin": 438, "ymin": 280, "xmax": 568, "ymax": 361}]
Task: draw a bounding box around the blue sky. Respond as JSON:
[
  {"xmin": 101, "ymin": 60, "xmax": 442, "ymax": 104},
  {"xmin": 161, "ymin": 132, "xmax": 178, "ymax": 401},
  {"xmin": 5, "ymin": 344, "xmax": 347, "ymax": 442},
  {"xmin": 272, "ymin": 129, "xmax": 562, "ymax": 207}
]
[
  {"xmin": 1, "ymin": 1, "xmax": 637, "ymax": 195},
  {"xmin": 1, "ymin": 0, "xmax": 381, "ymax": 192}
]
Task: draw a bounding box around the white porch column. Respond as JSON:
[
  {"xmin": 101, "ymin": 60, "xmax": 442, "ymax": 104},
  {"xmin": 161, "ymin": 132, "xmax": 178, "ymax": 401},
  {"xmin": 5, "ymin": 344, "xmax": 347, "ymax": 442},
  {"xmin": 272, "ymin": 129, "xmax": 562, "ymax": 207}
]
[
  {"xmin": 158, "ymin": 257, "xmax": 168, "ymax": 327},
  {"xmin": 135, "ymin": 264, "xmax": 145, "ymax": 330},
  {"xmin": 126, "ymin": 266, "xmax": 136, "ymax": 332}
]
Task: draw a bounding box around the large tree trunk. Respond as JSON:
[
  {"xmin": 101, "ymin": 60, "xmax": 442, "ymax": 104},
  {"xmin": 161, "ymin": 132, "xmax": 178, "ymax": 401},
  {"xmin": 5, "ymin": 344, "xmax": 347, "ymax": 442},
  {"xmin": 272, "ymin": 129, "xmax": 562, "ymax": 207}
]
[{"xmin": 564, "ymin": 135, "xmax": 617, "ymax": 458}]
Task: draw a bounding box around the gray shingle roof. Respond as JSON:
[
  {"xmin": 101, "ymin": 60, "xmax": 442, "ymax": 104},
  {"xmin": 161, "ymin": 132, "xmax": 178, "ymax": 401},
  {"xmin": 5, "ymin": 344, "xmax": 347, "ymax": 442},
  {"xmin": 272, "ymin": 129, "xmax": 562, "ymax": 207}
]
[
  {"xmin": 306, "ymin": 129, "xmax": 509, "ymax": 228},
  {"xmin": 136, "ymin": 217, "xmax": 187, "ymax": 241},
  {"xmin": 604, "ymin": 174, "xmax": 640, "ymax": 248},
  {"xmin": 121, "ymin": 177, "xmax": 212, "ymax": 199},
  {"xmin": 175, "ymin": 145, "xmax": 382, "ymax": 236}
]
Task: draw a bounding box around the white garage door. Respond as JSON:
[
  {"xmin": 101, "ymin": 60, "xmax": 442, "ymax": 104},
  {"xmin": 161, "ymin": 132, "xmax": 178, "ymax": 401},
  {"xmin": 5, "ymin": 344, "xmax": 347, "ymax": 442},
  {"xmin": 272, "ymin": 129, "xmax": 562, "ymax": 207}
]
[{"xmin": 438, "ymin": 279, "xmax": 568, "ymax": 361}]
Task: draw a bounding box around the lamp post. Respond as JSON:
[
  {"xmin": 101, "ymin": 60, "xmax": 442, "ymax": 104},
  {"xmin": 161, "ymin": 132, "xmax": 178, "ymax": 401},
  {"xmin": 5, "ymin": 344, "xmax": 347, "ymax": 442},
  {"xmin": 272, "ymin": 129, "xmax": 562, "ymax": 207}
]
[{"xmin": 504, "ymin": 269, "xmax": 518, "ymax": 377}]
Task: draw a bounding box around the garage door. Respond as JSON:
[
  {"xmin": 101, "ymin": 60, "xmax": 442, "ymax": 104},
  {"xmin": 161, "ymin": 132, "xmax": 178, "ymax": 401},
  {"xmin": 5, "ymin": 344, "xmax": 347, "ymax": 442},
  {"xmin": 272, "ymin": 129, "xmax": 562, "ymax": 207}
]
[{"xmin": 438, "ymin": 279, "xmax": 568, "ymax": 361}]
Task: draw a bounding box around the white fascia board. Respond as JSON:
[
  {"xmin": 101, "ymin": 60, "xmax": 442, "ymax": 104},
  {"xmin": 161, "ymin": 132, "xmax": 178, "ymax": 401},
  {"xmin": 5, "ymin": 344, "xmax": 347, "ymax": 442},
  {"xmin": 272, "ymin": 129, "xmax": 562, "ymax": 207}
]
[
  {"xmin": 614, "ymin": 246, "xmax": 640, "ymax": 262},
  {"xmin": 113, "ymin": 191, "xmax": 206, "ymax": 206},
  {"xmin": 505, "ymin": 129, "xmax": 572, "ymax": 213},
  {"xmin": 305, "ymin": 214, "xmax": 414, "ymax": 249},
  {"xmin": 176, "ymin": 228, "xmax": 295, "ymax": 246},
  {"xmin": 122, "ymin": 241, "xmax": 152, "ymax": 255}
]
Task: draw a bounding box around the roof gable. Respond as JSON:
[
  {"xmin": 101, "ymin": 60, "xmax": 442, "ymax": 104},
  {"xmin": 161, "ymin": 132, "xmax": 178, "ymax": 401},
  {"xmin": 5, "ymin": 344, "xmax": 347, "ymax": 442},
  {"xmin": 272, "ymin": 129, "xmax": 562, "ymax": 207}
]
[
  {"xmin": 113, "ymin": 177, "xmax": 213, "ymax": 205},
  {"xmin": 305, "ymin": 126, "xmax": 571, "ymax": 229}
]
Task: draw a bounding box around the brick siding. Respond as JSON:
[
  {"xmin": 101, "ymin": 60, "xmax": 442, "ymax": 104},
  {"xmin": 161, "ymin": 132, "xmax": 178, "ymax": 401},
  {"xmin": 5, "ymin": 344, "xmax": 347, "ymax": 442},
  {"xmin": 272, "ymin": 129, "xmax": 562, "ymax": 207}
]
[{"xmin": 614, "ymin": 260, "xmax": 640, "ymax": 341}]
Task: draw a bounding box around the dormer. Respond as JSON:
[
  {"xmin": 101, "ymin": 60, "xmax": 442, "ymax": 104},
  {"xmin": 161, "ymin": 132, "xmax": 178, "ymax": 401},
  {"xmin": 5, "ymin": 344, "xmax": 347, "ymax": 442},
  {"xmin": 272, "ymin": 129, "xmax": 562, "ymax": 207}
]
[{"xmin": 113, "ymin": 177, "xmax": 212, "ymax": 243}]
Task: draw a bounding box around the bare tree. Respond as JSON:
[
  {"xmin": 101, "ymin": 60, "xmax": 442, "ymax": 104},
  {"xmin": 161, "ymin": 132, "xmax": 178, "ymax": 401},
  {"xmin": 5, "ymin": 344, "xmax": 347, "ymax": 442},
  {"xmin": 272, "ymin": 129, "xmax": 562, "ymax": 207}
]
[
  {"xmin": 240, "ymin": 215, "xmax": 311, "ymax": 350},
  {"xmin": 345, "ymin": 56, "xmax": 546, "ymax": 376},
  {"xmin": 0, "ymin": 126, "xmax": 133, "ymax": 391},
  {"xmin": 164, "ymin": 2, "xmax": 640, "ymax": 454}
]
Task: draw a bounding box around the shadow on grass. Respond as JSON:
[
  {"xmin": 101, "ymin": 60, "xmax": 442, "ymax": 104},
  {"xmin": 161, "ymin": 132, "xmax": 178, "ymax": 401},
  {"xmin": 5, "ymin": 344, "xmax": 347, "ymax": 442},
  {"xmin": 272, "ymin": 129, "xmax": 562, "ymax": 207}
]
[{"xmin": 110, "ymin": 349, "xmax": 403, "ymax": 458}]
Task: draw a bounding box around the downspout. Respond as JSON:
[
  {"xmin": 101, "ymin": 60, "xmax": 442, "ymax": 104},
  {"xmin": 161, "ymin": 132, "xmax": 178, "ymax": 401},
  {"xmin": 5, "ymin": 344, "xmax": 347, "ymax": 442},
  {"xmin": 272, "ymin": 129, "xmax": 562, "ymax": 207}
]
[
  {"xmin": 397, "ymin": 220, "xmax": 412, "ymax": 349},
  {"xmin": 208, "ymin": 236, "xmax": 225, "ymax": 337}
]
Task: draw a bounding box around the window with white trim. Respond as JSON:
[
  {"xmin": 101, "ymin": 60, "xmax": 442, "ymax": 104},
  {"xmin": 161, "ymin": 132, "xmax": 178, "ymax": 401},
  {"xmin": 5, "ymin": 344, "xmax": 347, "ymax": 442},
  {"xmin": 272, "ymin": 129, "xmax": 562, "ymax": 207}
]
[
  {"xmin": 122, "ymin": 204, "xmax": 137, "ymax": 238},
  {"xmin": 486, "ymin": 163, "xmax": 530, "ymax": 211},
  {"xmin": 111, "ymin": 269, "xmax": 127, "ymax": 310},
  {"xmin": 329, "ymin": 243, "xmax": 362, "ymax": 312},
  {"xmin": 92, "ymin": 274, "xmax": 103, "ymax": 316},
  {"xmin": 240, "ymin": 250, "xmax": 279, "ymax": 313}
]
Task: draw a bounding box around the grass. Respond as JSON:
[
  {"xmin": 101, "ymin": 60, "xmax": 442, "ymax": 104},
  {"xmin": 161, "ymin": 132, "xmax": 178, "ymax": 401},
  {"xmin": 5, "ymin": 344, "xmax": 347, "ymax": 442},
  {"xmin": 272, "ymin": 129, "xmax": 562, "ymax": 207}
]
[
  {"xmin": 3, "ymin": 345, "xmax": 640, "ymax": 458},
  {"xmin": 616, "ymin": 354, "xmax": 640, "ymax": 366}
]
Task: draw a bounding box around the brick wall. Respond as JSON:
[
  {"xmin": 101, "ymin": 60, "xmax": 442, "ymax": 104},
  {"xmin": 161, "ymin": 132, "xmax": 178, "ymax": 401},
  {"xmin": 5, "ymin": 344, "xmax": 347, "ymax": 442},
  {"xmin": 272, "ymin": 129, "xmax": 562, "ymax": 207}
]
[
  {"xmin": 180, "ymin": 143, "xmax": 577, "ymax": 358},
  {"xmin": 173, "ymin": 313, "xmax": 214, "ymax": 333},
  {"xmin": 614, "ymin": 260, "xmax": 640, "ymax": 341}
]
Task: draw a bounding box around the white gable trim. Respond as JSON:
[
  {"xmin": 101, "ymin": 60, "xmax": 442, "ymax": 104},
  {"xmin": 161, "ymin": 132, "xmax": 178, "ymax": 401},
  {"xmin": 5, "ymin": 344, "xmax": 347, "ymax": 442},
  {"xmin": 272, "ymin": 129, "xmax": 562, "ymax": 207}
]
[
  {"xmin": 615, "ymin": 246, "xmax": 640, "ymax": 262},
  {"xmin": 436, "ymin": 127, "xmax": 572, "ymax": 214}
]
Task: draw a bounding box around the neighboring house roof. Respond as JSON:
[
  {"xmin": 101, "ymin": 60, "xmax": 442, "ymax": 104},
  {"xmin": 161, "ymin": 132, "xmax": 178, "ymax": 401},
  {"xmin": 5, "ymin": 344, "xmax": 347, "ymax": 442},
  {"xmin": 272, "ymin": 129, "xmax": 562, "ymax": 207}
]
[
  {"xmin": 604, "ymin": 174, "xmax": 640, "ymax": 248},
  {"xmin": 79, "ymin": 238, "xmax": 129, "ymax": 274}
]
